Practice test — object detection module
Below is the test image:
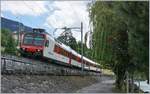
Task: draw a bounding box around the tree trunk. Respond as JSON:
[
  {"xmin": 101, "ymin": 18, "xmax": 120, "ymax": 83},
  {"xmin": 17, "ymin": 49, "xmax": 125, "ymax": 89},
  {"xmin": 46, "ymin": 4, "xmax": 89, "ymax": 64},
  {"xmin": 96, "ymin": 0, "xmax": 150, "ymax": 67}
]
[
  {"xmin": 116, "ymin": 76, "xmax": 124, "ymax": 90},
  {"xmin": 115, "ymin": 67, "xmax": 126, "ymax": 90},
  {"xmin": 146, "ymin": 74, "xmax": 149, "ymax": 84},
  {"xmin": 131, "ymin": 73, "xmax": 134, "ymax": 92}
]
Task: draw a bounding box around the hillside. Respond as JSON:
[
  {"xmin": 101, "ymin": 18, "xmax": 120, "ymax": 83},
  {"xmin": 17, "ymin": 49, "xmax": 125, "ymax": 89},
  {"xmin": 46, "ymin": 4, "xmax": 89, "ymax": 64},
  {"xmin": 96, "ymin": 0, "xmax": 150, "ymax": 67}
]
[{"xmin": 1, "ymin": 17, "xmax": 32, "ymax": 32}]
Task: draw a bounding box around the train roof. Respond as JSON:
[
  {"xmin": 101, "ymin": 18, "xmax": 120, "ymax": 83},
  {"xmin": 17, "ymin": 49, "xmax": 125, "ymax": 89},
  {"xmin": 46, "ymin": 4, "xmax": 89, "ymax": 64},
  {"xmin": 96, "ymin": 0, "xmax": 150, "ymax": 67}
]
[
  {"xmin": 83, "ymin": 56, "xmax": 97, "ymax": 65},
  {"xmin": 71, "ymin": 49, "xmax": 81, "ymax": 57},
  {"xmin": 46, "ymin": 34, "xmax": 55, "ymax": 41},
  {"xmin": 69, "ymin": 47, "xmax": 98, "ymax": 65},
  {"xmin": 58, "ymin": 41, "xmax": 72, "ymax": 51}
]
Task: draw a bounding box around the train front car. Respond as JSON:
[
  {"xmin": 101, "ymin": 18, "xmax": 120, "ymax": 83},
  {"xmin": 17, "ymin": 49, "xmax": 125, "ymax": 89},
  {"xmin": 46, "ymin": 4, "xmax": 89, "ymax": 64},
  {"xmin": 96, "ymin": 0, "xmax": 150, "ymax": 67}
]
[{"xmin": 20, "ymin": 29, "xmax": 46, "ymax": 57}]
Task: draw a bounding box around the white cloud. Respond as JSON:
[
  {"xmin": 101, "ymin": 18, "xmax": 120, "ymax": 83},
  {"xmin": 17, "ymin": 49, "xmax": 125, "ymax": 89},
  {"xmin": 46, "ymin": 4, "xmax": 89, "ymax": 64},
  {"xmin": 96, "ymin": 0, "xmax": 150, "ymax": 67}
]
[
  {"xmin": 1, "ymin": 13, "xmax": 4, "ymax": 17},
  {"xmin": 1, "ymin": 1, "xmax": 92, "ymax": 46},
  {"xmin": 45, "ymin": 1, "xmax": 91, "ymax": 42},
  {"xmin": 1, "ymin": 1, "xmax": 48, "ymax": 16}
]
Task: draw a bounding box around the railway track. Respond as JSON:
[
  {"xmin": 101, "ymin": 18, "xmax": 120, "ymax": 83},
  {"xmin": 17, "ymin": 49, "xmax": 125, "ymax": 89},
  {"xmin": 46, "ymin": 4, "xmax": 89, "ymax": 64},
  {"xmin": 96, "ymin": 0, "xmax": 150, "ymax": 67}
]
[{"xmin": 1, "ymin": 54, "xmax": 101, "ymax": 76}]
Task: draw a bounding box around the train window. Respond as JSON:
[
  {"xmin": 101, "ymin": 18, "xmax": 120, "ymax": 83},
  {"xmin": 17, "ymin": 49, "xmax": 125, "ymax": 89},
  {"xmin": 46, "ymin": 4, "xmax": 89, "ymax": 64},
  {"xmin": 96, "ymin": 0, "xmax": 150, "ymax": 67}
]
[
  {"xmin": 60, "ymin": 47, "xmax": 63, "ymax": 54},
  {"xmin": 66, "ymin": 51, "xmax": 69, "ymax": 57},
  {"xmin": 63, "ymin": 50, "xmax": 65, "ymax": 55},
  {"xmin": 54, "ymin": 45, "xmax": 57, "ymax": 52},
  {"xmin": 65, "ymin": 50, "xmax": 69, "ymax": 57},
  {"xmin": 54, "ymin": 45, "xmax": 70, "ymax": 57},
  {"xmin": 33, "ymin": 34, "xmax": 45, "ymax": 46},
  {"xmin": 60, "ymin": 47, "xmax": 62, "ymax": 54},
  {"xmin": 65, "ymin": 50, "xmax": 67, "ymax": 56},
  {"xmin": 77, "ymin": 57, "xmax": 81, "ymax": 62},
  {"xmin": 45, "ymin": 40, "xmax": 49, "ymax": 47},
  {"xmin": 63, "ymin": 50, "xmax": 65, "ymax": 56},
  {"xmin": 36, "ymin": 35, "xmax": 44, "ymax": 38},
  {"xmin": 72, "ymin": 54, "xmax": 77, "ymax": 61},
  {"xmin": 57, "ymin": 46, "xmax": 60, "ymax": 53},
  {"xmin": 54, "ymin": 45, "xmax": 56, "ymax": 51},
  {"xmin": 83, "ymin": 60, "xmax": 85, "ymax": 64},
  {"xmin": 54, "ymin": 45, "xmax": 60, "ymax": 53},
  {"xmin": 23, "ymin": 34, "xmax": 33, "ymax": 45},
  {"xmin": 59, "ymin": 47, "xmax": 62, "ymax": 53},
  {"xmin": 25, "ymin": 34, "xmax": 33, "ymax": 38}
]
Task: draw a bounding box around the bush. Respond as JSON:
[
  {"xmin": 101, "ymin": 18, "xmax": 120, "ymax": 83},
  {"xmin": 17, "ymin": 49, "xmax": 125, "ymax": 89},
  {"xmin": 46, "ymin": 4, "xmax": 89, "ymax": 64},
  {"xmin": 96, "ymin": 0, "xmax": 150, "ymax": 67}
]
[{"xmin": 1, "ymin": 29, "xmax": 17, "ymax": 55}]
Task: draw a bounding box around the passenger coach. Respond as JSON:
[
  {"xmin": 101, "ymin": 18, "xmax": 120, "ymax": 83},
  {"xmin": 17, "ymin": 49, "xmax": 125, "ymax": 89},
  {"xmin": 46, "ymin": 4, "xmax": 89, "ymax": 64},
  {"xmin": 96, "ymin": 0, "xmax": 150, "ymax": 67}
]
[{"xmin": 20, "ymin": 28, "xmax": 101, "ymax": 72}]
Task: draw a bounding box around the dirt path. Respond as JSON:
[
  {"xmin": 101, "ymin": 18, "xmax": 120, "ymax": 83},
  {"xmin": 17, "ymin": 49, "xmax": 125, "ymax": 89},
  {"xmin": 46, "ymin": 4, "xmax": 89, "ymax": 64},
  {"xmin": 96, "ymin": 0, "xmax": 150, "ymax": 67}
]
[{"xmin": 76, "ymin": 75, "xmax": 116, "ymax": 93}]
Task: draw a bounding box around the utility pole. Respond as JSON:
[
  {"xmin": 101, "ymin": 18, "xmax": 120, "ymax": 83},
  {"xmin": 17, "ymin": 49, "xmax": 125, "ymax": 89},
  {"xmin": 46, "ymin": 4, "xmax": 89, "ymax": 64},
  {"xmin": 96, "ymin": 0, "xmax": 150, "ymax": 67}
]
[
  {"xmin": 16, "ymin": 16, "xmax": 20, "ymax": 47},
  {"xmin": 19, "ymin": 20, "xmax": 20, "ymax": 46},
  {"xmin": 53, "ymin": 22, "xmax": 84, "ymax": 73},
  {"xmin": 81, "ymin": 22, "xmax": 84, "ymax": 72}
]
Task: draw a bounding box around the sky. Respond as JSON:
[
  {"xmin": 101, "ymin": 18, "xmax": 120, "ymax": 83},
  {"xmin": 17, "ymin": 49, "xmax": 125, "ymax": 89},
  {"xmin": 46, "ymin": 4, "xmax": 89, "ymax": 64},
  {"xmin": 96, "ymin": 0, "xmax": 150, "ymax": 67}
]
[{"xmin": 1, "ymin": 0, "xmax": 93, "ymax": 46}]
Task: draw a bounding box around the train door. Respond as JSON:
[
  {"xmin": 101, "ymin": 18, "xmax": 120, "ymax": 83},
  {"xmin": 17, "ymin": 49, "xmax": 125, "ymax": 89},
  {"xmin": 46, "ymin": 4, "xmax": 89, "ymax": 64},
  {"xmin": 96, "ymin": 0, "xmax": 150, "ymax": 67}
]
[{"xmin": 43, "ymin": 36, "xmax": 55, "ymax": 59}]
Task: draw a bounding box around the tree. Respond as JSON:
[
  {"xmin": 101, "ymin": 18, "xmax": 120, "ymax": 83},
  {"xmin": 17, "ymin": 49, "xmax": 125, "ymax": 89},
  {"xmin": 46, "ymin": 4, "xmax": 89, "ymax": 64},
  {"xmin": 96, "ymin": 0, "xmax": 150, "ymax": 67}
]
[
  {"xmin": 76, "ymin": 41, "xmax": 93, "ymax": 59},
  {"xmin": 89, "ymin": 1, "xmax": 149, "ymax": 90},
  {"xmin": 57, "ymin": 29, "xmax": 93, "ymax": 60},
  {"xmin": 89, "ymin": 2, "xmax": 130, "ymax": 89},
  {"xmin": 1, "ymin": 29, "xmax": 17, "ymax": 54},
  {"xmin": 57, "ymin": 31, "xmax": 78, "ymax": 51},
  {"xmin": 117, "ymin": 2, "xmax": 149, "ymax": 83}
]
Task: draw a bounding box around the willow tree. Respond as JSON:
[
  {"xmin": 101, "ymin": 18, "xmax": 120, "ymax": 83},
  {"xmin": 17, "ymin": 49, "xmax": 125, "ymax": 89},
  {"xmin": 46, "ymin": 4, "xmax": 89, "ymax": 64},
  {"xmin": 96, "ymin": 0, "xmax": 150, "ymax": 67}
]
[
  {"xmin": 89, "ymin": 2, "xmax": 130, "ymax": 89},
  {"xmin": 89, "ymin": 1, "xmax": 149, "ymax": 89},
  {"xmin": 90, "ymin": 1, "xmax": 129, "ymax": 88},
  {"xmin": 117, "ymin": 2, "xmax": 149, "ymax": 83}
]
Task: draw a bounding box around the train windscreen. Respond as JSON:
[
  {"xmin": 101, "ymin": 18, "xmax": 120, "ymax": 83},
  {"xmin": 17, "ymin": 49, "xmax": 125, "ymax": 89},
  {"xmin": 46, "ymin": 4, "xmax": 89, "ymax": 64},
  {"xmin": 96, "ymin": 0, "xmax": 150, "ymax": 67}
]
[
  {"xmin": 23, "ymin": 33, "xmax": 45, "ymax": 46},
  {"xmin": 33, "ymin": 35, "xmax": 45, "ymax": 46}
]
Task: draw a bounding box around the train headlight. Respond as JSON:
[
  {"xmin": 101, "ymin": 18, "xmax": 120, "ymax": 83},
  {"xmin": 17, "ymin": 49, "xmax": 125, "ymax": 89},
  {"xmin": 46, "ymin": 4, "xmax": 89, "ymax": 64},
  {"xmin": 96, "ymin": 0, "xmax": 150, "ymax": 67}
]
[
  {"xmin": 22, "ymin": 48, "xmax": 25, "ymax": 50},
  {"xmin": 37, "ymin": 49, "xmax": 40, "ymax": 52}
]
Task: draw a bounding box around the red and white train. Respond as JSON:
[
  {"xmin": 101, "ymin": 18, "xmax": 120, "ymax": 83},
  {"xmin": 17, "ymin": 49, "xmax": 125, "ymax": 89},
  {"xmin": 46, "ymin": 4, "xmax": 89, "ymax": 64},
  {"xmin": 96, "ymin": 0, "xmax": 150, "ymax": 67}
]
[{"xmin": 20, "ymin": 28, "xmax": 101, "ymax": 72}]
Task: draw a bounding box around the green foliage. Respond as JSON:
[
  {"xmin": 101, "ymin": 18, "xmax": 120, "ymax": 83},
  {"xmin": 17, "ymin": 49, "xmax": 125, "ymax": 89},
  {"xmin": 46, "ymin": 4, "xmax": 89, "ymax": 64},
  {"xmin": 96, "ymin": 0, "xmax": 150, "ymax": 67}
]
[
  {"xmin": 89, "ymin": 1, "xmax": 149, "ymax": 88},
  {"xmin": 57, "ymin": 31, "xmax": 93, "ymax": 60},
  {"xmin": 76, "ymin": 41, "xmax": 93, "ymax": 60},
  {"xmin": 118, "ymin": 2, "xmax": 149, "ymax": 83},
  {"xmin": 57, "ymin": 34, "xmax": 77, "ymax": 51},
  {"xmin": 1, "ymin": 29, "xmax": 17, "ymax": 54}
]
